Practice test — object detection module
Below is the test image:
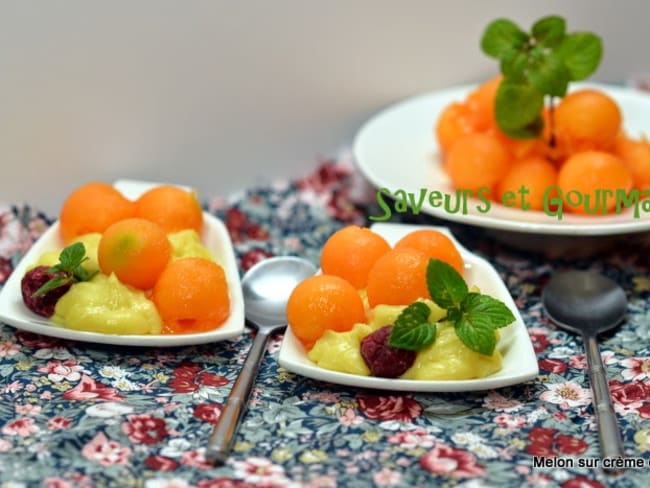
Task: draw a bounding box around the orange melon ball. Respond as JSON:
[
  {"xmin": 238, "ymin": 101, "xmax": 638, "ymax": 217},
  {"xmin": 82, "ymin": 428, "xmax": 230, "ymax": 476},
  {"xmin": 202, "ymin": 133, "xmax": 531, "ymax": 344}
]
[
  {"xmin": 286, "ymin": 275, "xmax": 366, "ymax": 349},
  {"xmin": 153, "ymin": 257, "xmax": 230, "ymax": 334},
  {"xmin": 59, "ymin": 182, "xmax": 136, "ymax": 244},
  {"xmin": 366, "ymin": 248, "xmax": 430, "ymax": 307},
  {"xmin": 135, "ymin": 185, "xmax": 203, "ymax": 234},
  {"xmin": 490, "ymin": 125, "xmax": 548, "ymax": 162},
  {"xmin": 496, "ymin": 156, "xmax": 558, "ymax": 211},
  {"xmin": 555, "ymin": 89, "xmax": 622, "ymax": 153},
  {"xmin": 394, "ymin": 229, "xmax": 464, "ymax": 274},
  {"xmin": 465, "ymin": 75, "xmax": 502, "ymax": 131},
  {"xmin": 615, "ymin": 135, "xmax": 650, "ymax": 191},
  {"xmin": 435, "ymin": 102, "xmax": 477, "ymax": 155},
  {"xmin": 320, "ymin": 226, "xmax": 391, "ymax": 289},
  {"xmin": 558, "ymin": 151, "xmax": 632, "ymax": 215},
  {"xmin": 445, "ymin": 133, "xmax": 510, "ymax": 192},
  {"xmin": 98, "ymin": 218, "xmax": 171, "ymax": 290}
]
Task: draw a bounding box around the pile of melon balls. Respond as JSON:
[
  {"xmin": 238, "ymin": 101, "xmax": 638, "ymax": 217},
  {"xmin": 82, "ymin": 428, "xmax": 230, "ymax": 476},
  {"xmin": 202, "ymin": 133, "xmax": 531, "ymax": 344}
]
[
  {"xmin": 436, "ymin": 76, "xmax": 650, "ymax": 214},
  {"xmin": 286, "ymin": 225, "xmax": 463, "ymax": 350},
  {"xmin": 26, "ymin": 182, "xmax": 230, "ymax": 334}
]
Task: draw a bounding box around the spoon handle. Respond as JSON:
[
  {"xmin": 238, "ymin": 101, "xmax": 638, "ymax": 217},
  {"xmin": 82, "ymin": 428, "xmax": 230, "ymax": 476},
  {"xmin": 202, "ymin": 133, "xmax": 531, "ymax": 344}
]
[
  {"xmin": 205, "ymin": 329, "xmax": 271, "ymax": 465},
  {"xmin": 584, "ymin": 333, "xmax": 624, "ymax": 461}
]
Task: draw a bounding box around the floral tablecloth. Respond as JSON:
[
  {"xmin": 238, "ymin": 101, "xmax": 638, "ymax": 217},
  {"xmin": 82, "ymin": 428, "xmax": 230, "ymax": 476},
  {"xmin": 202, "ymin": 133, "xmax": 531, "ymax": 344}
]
[{"xmin": 1, "ymin": 155, "xmax": 650, "ymax": 488}]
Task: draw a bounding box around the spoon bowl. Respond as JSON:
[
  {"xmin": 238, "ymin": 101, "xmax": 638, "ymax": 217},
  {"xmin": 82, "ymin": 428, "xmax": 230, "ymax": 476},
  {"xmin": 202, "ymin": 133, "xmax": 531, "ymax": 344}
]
[
  {"xmin": 542, "ymin": 270, "xmax": 627, "ymax": 336},
  {"xmin": 542, "ymin": 270, "xmax": 627, "ymax": 467},
  {"xmin": 206, "ymin": 256, "xmax": 317, "ymax": 464}
]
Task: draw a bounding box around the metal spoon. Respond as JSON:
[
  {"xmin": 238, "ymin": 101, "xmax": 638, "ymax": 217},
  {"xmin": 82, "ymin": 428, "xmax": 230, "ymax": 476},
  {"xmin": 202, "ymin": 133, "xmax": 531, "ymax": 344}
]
[
  {"xmin": 542, "ymin": 270, "xmax": 627, "ymax": 463},
  {"xmin": 205, "ymin": 256, "xmax": 317, "ymax": 465}
]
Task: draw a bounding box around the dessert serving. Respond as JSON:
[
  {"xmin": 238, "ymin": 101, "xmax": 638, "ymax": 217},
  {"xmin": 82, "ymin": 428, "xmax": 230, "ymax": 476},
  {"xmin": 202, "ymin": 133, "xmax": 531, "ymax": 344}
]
[
  {"xmin": 0, "ymin": 180, "xmax": 244, "ymax": 346},
  {"xmin": 437, "ymin": 16, "xmax": 650, "ymax": 216},
  {"xmin": 282, "ymin": 224, "xmax": 533, "ymax": 386},
  {"xmin": 353, "ymin": 15, "xmax": 650, "ymax": 235},
  {"xmin": 20, "ymin": 181, "xmax": 230, "ymax": 335}
]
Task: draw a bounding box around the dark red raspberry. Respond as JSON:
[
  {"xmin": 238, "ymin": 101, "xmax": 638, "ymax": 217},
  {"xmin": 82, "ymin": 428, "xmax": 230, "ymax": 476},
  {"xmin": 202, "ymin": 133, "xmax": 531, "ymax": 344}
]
[
  {"xmin": 21, "ymin": 266, "xmax": 72, "ymax": 318},
  {"xmin": 360, "ymin": 326, "xmax": 416, "ymax": 378}
]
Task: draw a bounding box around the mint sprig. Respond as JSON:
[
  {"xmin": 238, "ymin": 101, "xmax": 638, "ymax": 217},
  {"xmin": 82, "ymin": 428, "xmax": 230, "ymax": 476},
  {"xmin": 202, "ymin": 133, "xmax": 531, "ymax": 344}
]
[
  {"xmin": 481, "ymin": 15, "xmax": 602, "ymax": 139},
  {"xmin": 388, "ymin": 259, "xmax": 515, "ymax": 355},
  {"xmin": 33, "ymin": 242, "xmax": 96, "ymax": 297}
]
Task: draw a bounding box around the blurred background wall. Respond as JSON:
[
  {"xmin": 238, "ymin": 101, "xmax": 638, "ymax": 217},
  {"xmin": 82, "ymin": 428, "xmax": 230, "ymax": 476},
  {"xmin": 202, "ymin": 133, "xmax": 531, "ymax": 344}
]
[{"xmin": 1, "ymin": 0, "xmax": 648, "ymax": 214}]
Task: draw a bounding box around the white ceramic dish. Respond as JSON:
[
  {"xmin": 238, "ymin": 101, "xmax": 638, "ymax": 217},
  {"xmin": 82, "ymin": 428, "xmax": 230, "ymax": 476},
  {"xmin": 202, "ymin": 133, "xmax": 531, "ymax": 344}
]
[
  {"xmin": 0, "ymin": 179, "xmax": 245, "ymax": 347},
  {"xmin": 353, "ymin": 82, "xmax": 650, "ymax": 236},
  {"xmin": 278, "ymin": 223, "xmax": 539, "ymax": 392}
]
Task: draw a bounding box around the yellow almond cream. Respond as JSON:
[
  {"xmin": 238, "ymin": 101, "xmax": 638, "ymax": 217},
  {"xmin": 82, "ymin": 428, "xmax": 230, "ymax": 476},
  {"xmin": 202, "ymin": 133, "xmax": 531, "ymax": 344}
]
[
  {"xmin": 52, "ymin": 273, "xmax": 162, "ymax": 335},
  {"xmin": 401, "ymin": 323, "xmax": 502, "ymax": 380},
  {"xmin": 308, "ymin": 298, "xmax": 502, "ymax": 380},
  {"xmin": 308, "ymin": 324, "xmax": 373, "ymax": 376},
  {"xmin": 32, "ymin": 229, "xmax": 216, "ymax": 335},
  {"xmin": 72, "ymin": 233, "xmax": 102, "ymax": 273},
  {"xmin": 168, "ymin": 229, "xmax": 216, "ymax": 262},
  {"xmin": 30, "ymin": 232, "xmax": 101, "ymax": 273}
]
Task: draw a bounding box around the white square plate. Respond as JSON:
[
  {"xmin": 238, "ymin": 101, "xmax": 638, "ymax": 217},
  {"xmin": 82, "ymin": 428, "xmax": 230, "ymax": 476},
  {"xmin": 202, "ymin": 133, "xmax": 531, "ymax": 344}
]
[
  {"xmin": 0, "ymin": 179, "xmax": 245, "ymax": 347},
  {"xmin": 278, "ymin": 223, "xmax": 539, "ymax": 392}
]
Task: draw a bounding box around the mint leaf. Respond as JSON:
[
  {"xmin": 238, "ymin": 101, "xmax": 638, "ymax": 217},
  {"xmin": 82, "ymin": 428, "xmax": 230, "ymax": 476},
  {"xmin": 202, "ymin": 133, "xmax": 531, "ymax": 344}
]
[
  {"xmin": 481, "ymin": 19, "xmax": 529, "ymax": 59},
  {"xmin": 455, "ymin": 317, "xmax": 498, "ymax": 356},
  {"xmin": 389, "ymin": 322, "xmax": 437, "ymax": 351},
  {"xmin": 33, "ymin": 276, "xmax": 72, "ymax": 297},
  {"xmin": 499, "ymin": 116, "xmax": 544, "ymax": 139},
  {"xmin": 394, "ymin": 301, "xmax": 431, "ymax": 328},
  {"xmin": 454, "ymin": 293, "xmax": 515, "ymax": 355},
  {"xmin": 461, "ymin": 293, "xmax": 516, "ymax": 329},
  {"xmin": 528, "ymin": 53, "xmax": 570, "ymax": 97},
  {"xmin": 557, "ymin": 32, "xmax": 602, "ymax": 80},
  {"xmin": 495, "ymin": 80, "xmax": 544, "ymax": 132},
  {"xmin": 56, "ymin": 242, "xmax": 87, "ymax": 273},
  {"xmin": 532, "ymin": 15, "xmax": 566, "ymax": 47},
  {"xmin": 426, "ymin": 259, "xmax": 467, "ymax": 309},
  {"xmin": 388, "ymin": 301, "xmax": 436, "ymax": 351},
  {"xmin": 500, "ymin": 51, "xmax": 528, "ymax": 82}
]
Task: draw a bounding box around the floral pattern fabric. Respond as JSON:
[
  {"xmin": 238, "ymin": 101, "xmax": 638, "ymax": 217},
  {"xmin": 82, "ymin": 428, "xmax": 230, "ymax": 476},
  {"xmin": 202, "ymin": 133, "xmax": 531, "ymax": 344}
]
[{"xmin": 1, "ymin": 154, "xmax": 650, "ymax": 488}]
